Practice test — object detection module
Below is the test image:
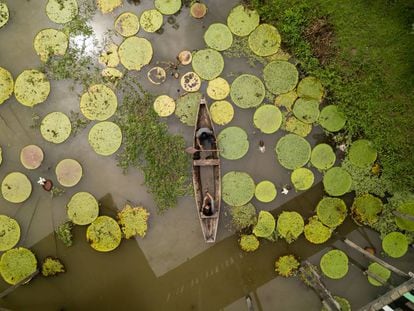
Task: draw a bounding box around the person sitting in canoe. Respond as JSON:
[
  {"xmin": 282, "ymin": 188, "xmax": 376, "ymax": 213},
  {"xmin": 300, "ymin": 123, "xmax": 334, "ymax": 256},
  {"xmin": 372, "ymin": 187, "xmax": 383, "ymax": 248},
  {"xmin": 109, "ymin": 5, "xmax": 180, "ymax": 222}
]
[
  {"xmin": 202, "ymin": 190, "xmax": 215, "ymax": 216},
  {"xmin": 196, "ymin": 127, "xmax": 214, "ymax": 151}
]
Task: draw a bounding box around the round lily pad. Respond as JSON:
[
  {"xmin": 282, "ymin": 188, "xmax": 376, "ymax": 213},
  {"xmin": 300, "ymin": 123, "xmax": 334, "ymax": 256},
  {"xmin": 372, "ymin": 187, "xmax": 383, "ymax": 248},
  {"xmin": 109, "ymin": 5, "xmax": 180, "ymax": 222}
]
[
  {"xmin": 155, "ymin": 0, "xmax": 181, "ymax": 15},
  {"xmin": 304, "ymin": 216, "xmax": 332, "ymax": 244},
  {"xmin": 263, "ymin": 61, "xmax": 298, "ymax": 95},
  {"xmin": 395, "ymin": 202, "xmax": 414, "ymax": 231},
  {"xmin": 207, "ymin": 77, "xmax": 230, "ymax": 100},
  {"xmin": 0, "ymin": 67, "xmax": 14, "ymax": 105},
  {"xmin": 119, "ymin": 37, "xmax": 153, "ymax": 71},
  {"xmin": 20, "ymin": 145, "xmax": 44, "ymax": 170},
  {"xmin": 153, "ymin": 95, "xmax": 175, "ymax": 117},
  {"xmin": 291, "ymin": 168, "xmax": 314, "ymax": 191},
  {"xmin": 310, "ymin": 143, "xmax": 336, "ymax": 170},
  {"xmin": 0, "ymin": 3, "xmax": 9, "ymax": 28},
  {"xmin": 88, "ymin": 121, "xmax": 122, "ymax": 156},
  {"xmin": 118, "ymin": 204, "xmax": 150, "ymax": 239},
  {"xmin": 98, "ymin": 43, "xmax": 119, "ymax": 68},
  {"xmin": 275, "ymin": 134, "xmax": 311, "ymax": 170},
  {"xmin": 382, "ymin": 232, "xmax": 408, "ymax": 258},
  {"xmin": 175, "ymin": 92, "xmax": 202, "ymax": 126},
  {"xmin": 367, "ymin": 263, "xmax": 391, "ymax": 286},
  {"xmin": 293, "ymin": 98, "xmax": 320, "ymax": 124},
  {"xmin": 55, "ymin": 159, "xmax": 82, "ymax": 187},
  {"xmin": 0, "ymin": 215, "xmax": 20, "ymax": 251},
  {"xmin": 40, "ymin": 112, "xmax": 71, "ymax": 144},
  {"xmin": 349, "ymin": 139, "xmax": 377, "ymax": 168},
  {"xmin": 96, "ymin": 0, "xmax": 122, "ymax": 14},
  {"xmin": 230, "ymin": 74, "xmax": 265, "ymax": 108},
  {"xmin": 178, "ymin": 50, "xmax": 192, "ymax": 65},
  {"xmin": 277, "ymin": 211, "xmax": 304, "ymax": 243},
  {"xmin": 253, "ymin": 105, "xmax": 282, "ymax": 134},
  {"xmin": 217, "ymin": 126, "xmax": 249, "ymax": 160},
  {"xmin": 275, "ymin": 255, "xmax": 300, "ymax": 277},
  {"xmin": 140, "ymin": 9, "xmax": 163, "ymax": 33},
  {"xmin": 67, "ymin": 192, "xmax": 99, "ymax": 225},
  {"xmin": 190, "ymin": 2, "xmax": 207, "ymax": 19},
  {"xmin": 323, "ymin": 167, "xmax": 352, "ymax": 197},
  {"xmin": 274, "ymin": 90, "xmax": 297, "ymax": 111},
  {"xmin": 297, "ymin": 77, "xmax": 324, "ymax": 101},
  {"xmin": 147, "ymin": 66, "xmax": 166, "ymax": 85},
  {"xmin": 0, "ymin": 248, "xmax": 37, "ymax": 285},
  {"xmin": 253, "ymin": 211, "xmax": 275, "ymax": 237},
  {"xmin": 248, "ymin": 24, "xmax": 281, "ymax": 57},
  {"xmin": 210, "ymin": 100, "xmax": 234, "ymax": 125},
  {"xmin": 204, "ymin": 23, "xmax": 233, "ymax": 51},
  {"xmin": 255, "ymin": 180, "xmax": 277, "ymax": 203},
  {"xmin": 14, "ymin": 70, "xmax": 50, "ymax": 107},
  {"xmin": 86, "ymin": 216, "xmax": 121, "ymax": 252},
  {"xmin": 227, "ymin": 5, "xmax": 259, "ymax": 37},
  {"xmin": 115, "ymin": 12, "xmax": 140, "ymax": 37},
  {"xmin": 102, "ymin": 67, "xmax": 123, "ymax": 80},
  {"xmin": 316, "ymin": 197, "xmax": 347, "ymax": 228},
  {"xmin": 283, "ymin": 116, "xmax": 312, "ymax": 137},
  {"xmin": 180, "ymin": 72, "xmax": 201, "ymax": 92},
  {"xmin": 318, "ymin": 105, "xmax": 346, "ymax": 132},
  {"xmin": 222, "ymin": 171, "xmax": 255, "ymax": 206},
  {"xmin": 192, "ymin": 49, "xmax": 224, "ymax": 81},
  {"xmin": 33, "ymin": 28, "xmax": 68, "ymax": 62},
  {"xmin": 80, "ymin": 84, "xmax": 118, "ymax": 121},
  {"xmin": 320, "ymin": 249, "xmax": 348, "ymax": 279},
  {"xmin": 46, "ymin": 0, "xmax": 78, "ymax": 24},
  {"xmin": 351, "ymin": 194, "xmax": 383, "ymax": 226},
  {"xmin": 1, "ymin": 172, "xmax": 32, "ymax": 203},
  {"xmin": 239, "ymin": 234, "xmax": 259, "ymax": 252}
]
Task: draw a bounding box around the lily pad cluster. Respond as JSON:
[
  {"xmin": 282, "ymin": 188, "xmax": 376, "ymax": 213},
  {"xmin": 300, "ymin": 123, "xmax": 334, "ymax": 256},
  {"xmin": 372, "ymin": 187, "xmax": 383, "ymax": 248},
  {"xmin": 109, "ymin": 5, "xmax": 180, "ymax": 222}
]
[
  {"xmin": 323, "ymin": 167, "xmax": 352, "ymax": 197},
  {"xmin": 207, "ymin": 77, "xmax": 230, "ymax": 101},
  {"xmin": 310, "ymin": 143, "xmax": 336, "ymax": 170},
  {"xmin": 140, "ymin": 9, "xmax": 163, "ymax": 33},
  {"xmin": 80, "ymin": 84, "xmax": 118, "ymax": 121},
  {"xmin": 55, "ymin": 159, "xmax": 83, "ymax": 187},
  {"xmin": 119, "ymin": 37, "xmax": 153, "ymax": 71},
  {"xmin": 276, "ymin": 211, "xmax": 304, "ymax": 243},
  {"xmin": 382, "ymin": 231, "xmax": 408, "ymax": 258},
  {"xmin": 153, "ymin": 95, "xmax": 176, "ymax": 117},
  {"xmin": 291, "ymin": 168, "xmax": 314, "ymax": 191},
  {"xmin": 230, "ymin": 74, "xmax": 265, "ymax": 108},
  {"xmin": 96, "ymin": 0, "xmax": 122, "ymax": 14},
  {"xmin": 20, "ymin": 145, "xmax": 44, "ymax": 170},
  {"xmin": 192, "ymin": 49, "xmax": 224, "ymax": 80},
  {"xmin": 117, "ymin": 204, "xmax": 150, "ymax": 239},
  {"xmin": 275, "ymin": 255, "xmax": 300, "ymax": 277},
  {"xmin": 316, "ymin": 197, "xmax": 347, "ymax": 228},
  {"xmin": 348, "ymin": 139, "xmax": 377, "ymax": 168},
  {"xmin": 204, "ymin": 23, "xmax": 233, "ymax": 51}
]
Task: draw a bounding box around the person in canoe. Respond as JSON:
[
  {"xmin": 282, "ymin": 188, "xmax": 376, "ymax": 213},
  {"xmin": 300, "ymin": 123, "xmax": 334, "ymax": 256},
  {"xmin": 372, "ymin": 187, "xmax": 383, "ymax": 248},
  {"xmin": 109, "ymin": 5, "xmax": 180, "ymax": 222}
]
[
  {"xmin": 202, "ymin": 190, "xmax": 215, "ymax": 216},
  {"xmin": 196, "ymin": 127, "xmax": 214, "ymax": 151}
]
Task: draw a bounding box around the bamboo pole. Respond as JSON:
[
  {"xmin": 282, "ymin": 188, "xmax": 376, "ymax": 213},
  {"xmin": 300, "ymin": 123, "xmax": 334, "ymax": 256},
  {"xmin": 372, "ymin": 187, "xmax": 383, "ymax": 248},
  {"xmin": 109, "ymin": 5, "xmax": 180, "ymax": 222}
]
[
  {"xmin": 392, "ymin": 210, "xmax": 414, "ymax": 222},
  {"xmin": 364, "ymin": 270, "xmax": 393, "ymax": 290},
  {"xmin": 0, "ymin": 269, "xmax": 39, "ymax": 299}
]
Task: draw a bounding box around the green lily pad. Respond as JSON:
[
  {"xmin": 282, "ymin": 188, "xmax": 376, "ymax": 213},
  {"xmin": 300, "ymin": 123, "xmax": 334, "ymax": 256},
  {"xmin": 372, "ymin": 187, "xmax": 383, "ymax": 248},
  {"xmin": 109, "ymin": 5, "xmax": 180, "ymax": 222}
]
[
  {"xmin": 297, "ymin": 77, "xmax": 324, "ymax": 101},
  {"xmin": 349, "ymin": 139, "xmax": 377, "ymax": 168},
  {"xmin": 118, "ymin": 204, "xmax": 150, "ymax": 239},
  {"xmin": 86, "ymin": 216, "xmax": 122, "ymax": 252},
  {"xmin": 0, "ymin": 67, "xmax": 13, "ymax": 105},
  {"xmin": 46, "ymin": 0, "xmax": 78, "ymax": 24},
  {"xmin": 248, "ymin": 24, "xmax": 281, "ymax": 57},
  {"xmin": 207, "ymin": 77, "xmax": 230, "ymax": 100},
  {"xmin": 204, "ymin": 23, "xmax": 233, "ymax": 51},
  {"xmin": 140, "ymin": 9, "xmax": 163, "ymax": 33},
  {"xmin": 367, "ymin": 263, "xmax": 391, "ymax": 286},
  {"xmin": 0, "ymin": 247, "xmax": 37, "ymax": 285},
  {"xmin": 253, "ymin": 105, "xmax": 282, "ymax": 134},
  {"xmin": 229, "ymin": 203, "xmax": 257, "ymax": 231},
  {"xmin": 96, "ymin": 0, "xmax": 122, "ymax": 14},
  {"xmin": 180, "ymin": 72, "xmax": 201, "ymax": 92},
  {"xmin": 274, "ymin": 90, "xmax": 297, "ymax": 111},
  {"xmin": 41, "ymin": 257, "xmax": 65, "ymax": 277},
  {"xmin": 88, "ymin": 121, "xmax": 122, "ymax": 156},
  {"xmin": 40, "ymin": 112, "xmax": 71, "ymax": 144},
  {"xmin": 318, "ymin": 105, "xmax": 346, "ymax": 132},
  {"xmin": 119, "ymin": 37, "xmax": 153, "ymax": 71},
  {"xmin": 1, "ymin": 172, "xmax": 32, "ymax": 204},
  {"xmin": 33, "ymin": 28, "xmax": 68, "ymax": 62},
  {"xmin": 0, "ymin": 215, "xmax": 20, "ymax": 252},
  {"xmin": 55, "ymin": 159, "xmax": 82, "ymax": 187},
  {"xmin": 304, "ymin": 216, "xmax": 332, "ymax": 244},
  {"xmin": 99, "ymin": 43, "xmax": 119, "ymax": 68},
  {"xmin": 291, "ymin": 168, "xmax": 314, "ymax": 191},
  {"xmin": 316, "ymin": 197, "xmax": 347, "ymax": 228},
  {"xmin": 277, "ymin": 211, "xmax": 304, "ymax": 243},
  {"xmin": 282, "ymin": 116, "xmax": 312, "ymax": 137},
  {"xmin": 263, "ymin": 61, "xmax": 298, "ymax": 95},
  {"xmin": 227, "ymin": 5, "xmax": 259, "ymax": 37},
  {"xmin": 230, "ymin": 74, "xmax": 265, "ymax": 109},
  {"xmin": 154, "ymin": 0, "xmax": 181, "ymax": 15},
  {"xmin": 275, "ymin": 255, "xmax": 300, "ymax": 277},
  {"xmin": 14, "ymin": 70, "xmax": 50, "ymax": 107},
  {"xmin": 67, "ymin": 192, "xmax": 99, "ymax": 225},
  {"xmin": 395, "ymin": 202, "xmax": 414, "ymax": 231},
  {"xmin": 153, "ymin": 95, "xmax": 175, "ymax": 117},
  {"xmin": 351, "ymin": 194, "xmax": 383, "ymax": 226},
  {"xmin": 323, "ymin": 167, "xmax": 352, "ymax": 197},
  {"xmin": 80, "ymin": 84, "xmax": 118, "ymax": 121},
  {"xmin": 293, "ymin": 98, "xmax": 320, "ymax": 124},
  {"xmin": 20, "ymin": 145, "xmax": 44, "ymax": 170},
  {"xmin": 320, "ymin": 249, "xmax": 348, "ymax": 279},
  {"xmin": 253, "ymin": 211, "xmax": 275, "ymax": 238},
  {"xmin": 192, "ymin": 49, "xmax": 224, "ymax": 81},
  {"xmin": 115, "ymin": 12, "xmax": 140, "ymax": 37},
  {"xmin": 311, "ymin": 143, "xmax": 336, "ymax": 170},
  {"xmin": 239, "ymin": 234, "xmax": 259, "ymax": 252},
  {"xmin": 174, "ymin": 92, "xmax": 202, "ymax": 126},
  {"xmin": 0, "ymin": 3, "xmax": 9, "ymax": 28},
  {"xmin": 382, "ymin": 232, "xmax": 408, "ymax": 258},
  {"xmin": 217, "ymin": 126, "xmax": 249, "ymax": 160},
  {"xmin": 222, "ymin": 171, "xmax": 255, "ymax": 206},
  {"xmin": 255, "ymin": 180, "xmax": 277, "ymax": 203},
  {"xmin": 275, "ymin": 134, "xmax": 311, "ymax": 170},
  {"xmin": 210, "ymin": 100, "xmax": 234, "ymax": 125}
]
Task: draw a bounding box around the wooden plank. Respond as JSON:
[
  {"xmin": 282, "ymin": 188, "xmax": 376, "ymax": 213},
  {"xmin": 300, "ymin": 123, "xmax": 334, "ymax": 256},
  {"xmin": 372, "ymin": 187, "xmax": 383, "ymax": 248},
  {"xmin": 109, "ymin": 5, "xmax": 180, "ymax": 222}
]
[{"xmin": 193, "ymin": 159, "xmax": 220, "ymax": 166}]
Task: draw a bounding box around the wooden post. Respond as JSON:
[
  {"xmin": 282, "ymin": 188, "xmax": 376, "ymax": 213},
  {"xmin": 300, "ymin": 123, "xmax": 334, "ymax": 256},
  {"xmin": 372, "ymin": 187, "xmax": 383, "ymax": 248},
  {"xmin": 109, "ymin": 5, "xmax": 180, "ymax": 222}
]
[{"xmin": 0, "ymin": 269, "xmax": 39, "ymax": 299}]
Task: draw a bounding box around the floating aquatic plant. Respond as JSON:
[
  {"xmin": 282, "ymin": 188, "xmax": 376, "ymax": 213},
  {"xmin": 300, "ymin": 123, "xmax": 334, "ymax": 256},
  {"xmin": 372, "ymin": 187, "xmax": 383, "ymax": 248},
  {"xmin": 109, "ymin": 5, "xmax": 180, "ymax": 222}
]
[
  {"xmin": 320, "ymin": 249, "xmax": 349, "ymax": 280},
  {"xmin": 253, "ymin": 105, "xmax": 282, "ymax": 134},
  {"xmin": 222, "ymin": 171, "xmax": 255, "ymax": 206},
  {"xmin": 0, "ymin": 67, "xmax": 13, "ymax": 105},
  {"xmin": 291, "ymin": 167, "xmax": 314, "ymax": 191},
  {"xmin": 40, "ymin": 111, "xmax": 72, "ymax": 144},
  {"xmin": 230, "ymin": 74, "xmax": 265, "ymax": 108},
  {"xmin": 174, "ymin": 92, "xmax": 202, "ymax": 126},
  {"xmin": 248, "ymin": 24, "xmax": 281, "ymax": 57},
  {"xmin": 297, "ymin": 77, "xmax": 324, "ymax": 101},
  {"xmin": 321, "ymin": 296, "xmax": 351, "ymax": 311},
  {"xmin": 55, "ymin": 158, "xmax": 83, "ymax": 187},
  {"xmin": 118, "ymin": 36, "xmax": 153, "ymax": 71},
  {"xmin": 80, "ymin": 84, "xmax": 118, "ymax": 121},
  {"xmin": 180, "ymin": 72, "xmax": 201, "ymax": 92},
  {"xmin": 155, "ymin": 0, "xmax": 182, "ymax": 15},
  {"xmin": 253, "ymin": 211, "xmax": 276, "ymax": 238},
  {"xmin": 316, "ymin": 197, "xmax": 347, "ymax": 228},
  {"xmin": 98, "ymin": 43, "xmax": 120, "ymax": 67},
  {"xmin": 96, "ymin": 0, "xmax": 122, "ymax": 14},
  {"xmin": 227, "ymin": 4, "xmax": 259, "ymax": 37},
  {"xmin": 153, "ymin": 95, "xmax": 176, "ymax": 117},
  {"xmin": 304, "ymin": 216, "xmax": 332, "ymax": 244},
  {"xmin": 41, "ymin": 257, "xmax": 65, "ymax": 277},
  {"xmin": 0, "ymin": 247, "xmax": 37, "ymax": 285},
  {"xmin": 33, "ymin": 28, "xmax": 69, "ymax": 62},
  {"xmin": 351, "ymin": 193, "xmax": 383, "ymax": 226},
  {"xmin": 310, "ymin": 143, "xmax": 336, "ymax": 170},
  {"xmin": 349, "ymin": 139, "xmax": 377, "ymax": 168},
  {"xmin": 293, "ymin": 98, "xmax": 320, "ymax": 124},
  {"xmin": 210, "ymin": 100, "xmax": 234, "ymax": 126},
  {"xmin": 190, "ymin": 2, "xmax": 207, "ymax": 19},
  {"xmin": 276, "ymin": 211, "xmax": 304, "ymax": 243},
  {"xmin": 323, "ymin": 167, "xmax": 352, "ymax": 197},
  {"xmin": 118, "ymin": 204, "xmax": 150, "ymax": 238},
  {"xmin": 0, "ymin": 215, "xmax": 20, "ymax": 252},
  {"xmin": 274, "ymin": 90, "xmax": 297, "ymax": 111},
  {"xmin": 217, "ymin": 126, "xmax": 249, "ymax": 160},
  {"xmin": 207, "ymin": 77, "xmax": 230, "ymax": 101},
  {"xmin": 395, "ymin": 201, "xmax": 414, "ymax": 231},
  {"xmin": 14, "ymin": 70, "xmax": 50, "ymax": 107},
  {"xmin": 86, "ymin": 216, "xmax": 122, "ymax": 252},
  {"xmin": 367, "ymin": 262, "xmax": 391, "ymax": 286},
  {"xmin": 382, "ymin": 231, "xmax": 408, "ymax": 258},
  {"xmin": 204, "ymin": 23, "xmax": 233, "ymax": 51},
  {"xmin": 263, "ymin": 61, "xmax": 298, "ymax": 95},
  {"xmin": 88, "ymin": 121, "xmax": 122, "ymax": 156},
  {"xmin": 239, "ymin": 234, "xmax": 259, "ymax": 252},
  {"xmin": 229, "ymin": 203, "xmax": 257, "ymax": 231},
  {"xmin": 275, "ymin": 134, "xmax": 311, "ymax": 170},
  {"xmin": 275, "ymin": 255, "xmax": 300, "ymax": 277},
  {"xmin": 282, "ymin": 116, "xmax": 312, "ymax": 137},
  {"xmin": 67, "ymin": 191, "xmax": 99, "ymax": 225},
  {"xmin": 0, "ymin": 2, "xmax": 9, "ymax": 28},
  {"xmin": 55, "ymin": 221, "xmax": 73, "ymax": 247},
  {"xmin": 115, "ymin": 12, "xmax": 140, "ymax": 37},
  {"xmin": 318, "ymin": 105, "xmax": 346, "ymax": 132},
  {"xmin": 255, "ymin": 180, "xmax": 277, "ymax": 203},
  {"xmin": 140, "ymin": 9, "xmax": 163, "ymax": 33},
  {"xmin": 1, "ymin": 172, "xmax": 32, "ymax": 204},
  {"xmin": 192, "ymin": 49, "xmax": 224, "ymax": 81},
  {"xmin": 46, "ymin": 0, "xmax": 79, "ymax": 24},
  {"xmin": 20, "ymin": 145, "xmax": 44, "ymax": 170}
]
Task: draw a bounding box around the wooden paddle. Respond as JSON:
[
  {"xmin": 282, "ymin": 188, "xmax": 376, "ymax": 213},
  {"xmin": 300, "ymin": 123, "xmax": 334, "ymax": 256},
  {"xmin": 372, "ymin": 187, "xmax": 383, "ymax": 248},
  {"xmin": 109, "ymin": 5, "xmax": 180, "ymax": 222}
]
[{"xmin": 185, "ymin": 146, "xmax": 221, "ymax": 154}]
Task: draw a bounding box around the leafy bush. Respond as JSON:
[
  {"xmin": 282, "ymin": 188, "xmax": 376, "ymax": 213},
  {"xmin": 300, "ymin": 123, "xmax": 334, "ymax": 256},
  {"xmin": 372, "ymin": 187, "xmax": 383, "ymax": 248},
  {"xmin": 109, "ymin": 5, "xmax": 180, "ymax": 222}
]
[{"xmin": 229, "ymin": 203, "xmax": 257, "ymax": 231}]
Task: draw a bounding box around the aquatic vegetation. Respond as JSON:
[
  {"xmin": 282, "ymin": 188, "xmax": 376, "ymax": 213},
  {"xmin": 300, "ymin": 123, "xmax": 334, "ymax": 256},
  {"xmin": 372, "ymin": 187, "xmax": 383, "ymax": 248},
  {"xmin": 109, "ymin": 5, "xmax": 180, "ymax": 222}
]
[
  {"xmin": 230, "ymin": 74, "xmax": 265, "ymax": 108},
  {"xmin": 0, "ymin": 67, "xmax": 13, "ymax": 104},
  {"xmin": 80, "ymin": 84, "xmax": 118, "ymax": 121},
  {"xmin": 255, "ymin": 180, "xmax": 277, "ymax": 203},
  {"xmin": 348, "ymin": 139, "xmax": 377, "ymax": 168},
  {"xmin": 322, "ymin": 296, "xmax": 351, "ymax": 311},
  {"xmin": 1, "ymin": 172, "xmax": 32, "ymax": 204},
  {"xmin": 96, "ymin": 0, "xmax": 122, "ymax": 14},
  {"xmin": 292, "ymin": 98, "xmax": 320, "ymax": 124},
  {"xmin": 210, "ymin": 100, "xmax": 234, "ymax": 125},
  {"xmin": 275, "ymin": 255, "xmax": 300, "ymax": 277},
  {"xmin": 351, "ymin": 194, "xmax": 383, "ymax": 226},
  {"xmin": 304, "ymin": 216, "xmax": 332, "ymax": 244},
  {"xmin": 69, "ymin": 111, "xmax": 91, "ymax": 137},
  {"xmin": 140, "ymin": 9, "xmax": 163, "ymax": 33},
  {"xmin": 263, "ymin": 61, "xmax": 298, "ymax": 95},
  {"xmin": 20, "ymin": 145, "xmax": 44, "ymax": 170},
  {"xmin": 222, "ymin": 171, "xmax": 255, "ymax": 206},
  {"xmin": 276, "ymin": 211, "xmax": 304, "ymax": 243},
  {"xmin": 291, "ymin": 167, "xmax": 314, "ymax": 191},
  {"xmin": 174, "ymin": 92, "xmax": 202, "ymax": 126},
  {"xmin": 0, "ymin": 247, "xmax": 37, "ymax": 285},
  {"xmin": 229, "ymin": 203, "xmax": 257, "ymax": 231},
  {"xmin": 239, "ymin": 234, "xmax": 259, "ymax": 252},
  {"xmin": 55, "ymin": 221, "xmax": 73, "ymax": 247},
  {"xmin": 88, "ymin": 121, "xmax": 122, "ymax": 156},
  {"xmin": 14, "ymin": 70, "xmax": 51, "ymax": 107},
  {"xmin": 253, "ymin": 211, "xmax": 276, "ymax": 238},
  {"xmin": 310, "ymin": 143, "xmax": 335, "ymax": 171},
  {"xmin": 316, "ymin": 197, "xmax": 347, "ymax": 228},
  {"xmin": 102, "ymin": 67, "xmax": 123, "ymax": 81},
  {"xmin": 223, "ymin": 36, "xmax": 266, "ymax": 67},
  {"xmin": 320, "ymin": 249, "xmax": 348, "ymax": 279},
  {"xmin": 382, "ymin": 231, "xmax": 408, "ymax": 258},
  {"xmin": 41, "ymin": 257, "xmax": 65, "ymax": 277},
  {"xmin": 40, "ymin": 112, "xmax": 72, "ymax": 144},
  {"xmin": 190, "ymin": 2, "xmax": 207, "ymax": 19},
  {"xmin": 55, "ymin": 159, "xmax": 83, "ymax": 187},
  {"xmin": 282, "ymin": 116, "xmax": 312, "ymax": 137},
  {"xmin": 114, "ymin": 12, "xmax": 140, "ymax": 37},
  {"xmin": 248, "ymin": 24, "xmax": 281, "ymax": 57},
  {"xmin": 275, "ymin": 134, "xmax": 311, "ymax": 170},
  {"xmin": 33, "ymin": 28, "xmax": 69, "ymax": 62},
  {"xmin": 217, "ymin": 126, "xmax": 249, "ymax": 160},
  {"xmin": 274, "ymin": 90, "xmax": 297, "ymax": 111},
  {"xmin": 86, "ymin": 216, "xmax": 122, "ymax": 252},
  {"xmin": 0, "ymin": 2, "xmax": 9, "ymax": 28},
  {"xmin": 119, "ymin": 37, "xmax": 153, "ymax": 71},
  {"xmin": 180, "ymin": 72, "xmax": 201, "ymax": 92},
  {"xmin": 323, "ymin": 167, "xmax": 352, "ymax": 197},
  {"xmin": 46, "ymin": 0, "xmax": 79, "ymax": 24},
  {"xmin": 0, "ymin": 215, "xmax": 20, "ymax": 252},
  {"xmin": 297, "ymin": 77, "xmax": 324, "ymax": 101},
  {"xmin": 192, "ymin": 49, "xmax": 224, "ymax": 81},
  {"xmin": 99, "ymin": 43, "xmax": 120, "ymax": 67},
  {"xmin": 367, "ymin": 262, "xmax": 390, "ymax": 286},
  {"xmin": 178, "ymin": 50, "xmax": 192, "ymax": 65},
  {"xmin": 67, "ymin": 192, "xmax": 99, "ymax": 225},
  {"xmin": 318, "ymin": 105, "xmax": 346, "ymax": 133},
  {"xmin": 204, "ymin": 23, "xmax": 233, "ymax": 51},
  {"xmin": 155, "ymin": 0, "xmax": 182, "ymax": 15},
  {"xmin": 153, "ymin": 95, "xmax": 176, "ymax": 117},
  {"xmin": 227, "ymin": 5, "xmax": 259, "ymax": 37},
  {"xmin": 395, "ymin": 201, "xmax": 414, "ymax": 231},
  {"xmin": 118, "ymin": 204, "xmax": 150, "ymax": 238},
  {"xmin": 253, "ymin": 105, "xmax": 282, "ymax": 134}
]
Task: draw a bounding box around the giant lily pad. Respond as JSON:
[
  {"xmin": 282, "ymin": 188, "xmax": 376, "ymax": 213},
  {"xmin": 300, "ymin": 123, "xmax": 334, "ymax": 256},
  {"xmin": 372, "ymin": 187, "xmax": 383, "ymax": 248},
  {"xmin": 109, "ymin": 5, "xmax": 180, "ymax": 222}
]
[
  {"xmin": 320, "ymin": 249, "xmax": 348, "ymax": 279},
  {"xmin": 382, "ymin": 232, "xmax": 408, "ymax": 258},
  {"xmin": 96, "ymin": 0, "xmax": 122, "ymax": 14},
  {"xmin": 192, "ymin": 49, "xmax": 224, "ymax": 81},
  {"xmin": 33, "ymin": 28, "xmax": 68, "ymax": 62},
  {"xmin": 248, "ymin": 24, "xmax": 281, "ymax": 57},
  {"xmin": 255, "ymin": 180, "xmax": 277, "ymax": 203},
  {"xmin": 239, "ymin": 234, "xmax": 259, "ymax": 252},
  {"xmin": 222, "ymin": 171, "xmax": 255, "ymax": 206},
  {"xmin": 253, "ymin": 211, "xmax": 275, "ymax": 238},
  {"xmin": 86, "ymin": 216, "xmax": 121, "ymax": 252},
  {"xmin": 275, "ymin": 134, "xmax": 311, "ymax": 170},
  {"xmin": 217, "ymin": 126, "xmax": 249, "ymax": 160},
  {"xmin": 98, "ymin": 43, "xmax": 119, "ymax": 68},
  {"xmin": 88, "ymin": 121, "xmax": 122, "ymax": 156},
  {"xmin": 297, "ymin": 77, "xmax": 324, "ymax": 101},
  {"xmin": 263, "ymin": 61, "xmax": 298, "ymax": 95},
  {"xmin": 20, "ymin": 145, "xmax": 44, "ymax": 170},
  {"xmin": 275, "ymin": 255, "xmax": 300, "ymax": 277},
  {"xmin": 291, "ymin": 168, "xmax": 314, "ymax": 191},
  {"xmin": 293, "ymin": 98, "xmax": 320, "ymax": 124},
  {"xmin": 349, "ymin": 139, "xmax": 377, "ymax": 168},
  {"xmin": 14, "ymin": 70, "xmax": 50, "ymax": 107},
  {"xmin": 304, "ymin": 216, "xmax": 332, "ymax": 244},
  {"xmin": 395, "ymin": 202, "xmax": 414, "ymax": 231},
  {"xmin": 318, "ymin": 105, "xmax": 346, "ymax": 132},
  {"xmin": 282, "ymin": 116, "xmax": 312, "ymax": 137},
  {"xmin": 323, "ymin": 167, "xmax": 352, "ymax": 197},
  {"xmin": 80, "ymin": 84, "xmax": 118, "ymax": 121},
  {"xmin": 0, "ymin": 2, "xmax": 9, "ymax": 28},
  {"xmin": 210, "ymin": 100, "xmax": 234, "ymax": 125},
  {"xmin": 367, "ymin": 263, "xmax": 391, "ymax": 286},
  {"xmin": 274, "ymin": 90, "xmax": 297, "ymax": 111},
  {"xmin": 0, "ymin": 248, "xmax": 37, "ymax": 285},
  {"xmin": 204, "ymin": 23, "xmax": 233, "ymax": 51},
  {"xmin": 230, "ymin": 203, "xmax": 257, "ymax": 231},
  {"xmin": 174, "ymin": 92, "xmax": 202, "ymax": 126},
  {"xmin": 119, "ymin": 37, "xmax": 153, "ymax": 71},
  {"xmin": 180, "ymin": 72, "xmax": 201, "ymax": 92},
  {"xmin": 115, "ymin": 12, "xmax": 140, "ymax": 37},
  {"xmin": 0, "ymin": 67, "xmax": 14, "ymax": 105},
  {"xmin": 55, "ymin": 159, "xmax": 82, "ymax": 187},
  {"xmin": 0, "ymin": 215, "xmax": 20, "ymax": 251},
  {"xmin": 190, "ymin": 2, "xmax": 207, "ymax": 19},
  {"xmin": 118, "ymin": 204, "xmax": 149, "ymax": 239},
  {"xmin": 230, "ymin": 74, "xmax": 265, "ymax": 108},
  {"xmin": 154, "ymin": 0, "xmax": 181, "ymax": 15},
  {"xmin": 40, "ymin": 112, "xmax": 71, "ymax": 144},
  {"xmin": 140, "ymin": 9, "xmax": 163, "ymax": 33},
  {"xmin": 227, "ymin": 5, "xmax": 259, "ymax": 37},
  {"xmin": 253, "ymin": 105, "xmax": 282, "ymax": 134},
  {"xmin": 351, "ymin": 194, "xmax": 383, "ymax": 226},
  {"xmin": 207, "ymin": 77, "xmax": 230, "ymax": 100},
  {"xmin": 277, "ymin": 211, "xmax": 304, "ymax": 243},
  {"xmin": 67, "ymin": 192, "xmax": 99, "ymax": 225},
  {"xmin": 46, "ymin": 0, "xmax": 78, "ymax": 24},
  {"xmin": 1, "ymin": 172, "xmax": 32, "ymax": 203},
  {"xmin": 316, "ymin": 197, "xmax": 347, "ymax": 228},
  {"xmin": 310, "ymin": 143, "xmax": 336, "ymax": 170},
  {"xmin": 153, "ymin": 95, "xmax": 175, "ymax": 117}
]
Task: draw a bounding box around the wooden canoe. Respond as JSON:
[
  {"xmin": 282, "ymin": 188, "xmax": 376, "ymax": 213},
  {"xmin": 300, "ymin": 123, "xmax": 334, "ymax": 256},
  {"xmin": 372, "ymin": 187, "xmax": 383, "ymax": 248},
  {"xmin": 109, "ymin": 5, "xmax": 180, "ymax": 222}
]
[{"xmin": 192, "ymin": 97, "xmax": 221, "ymax": 243}]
